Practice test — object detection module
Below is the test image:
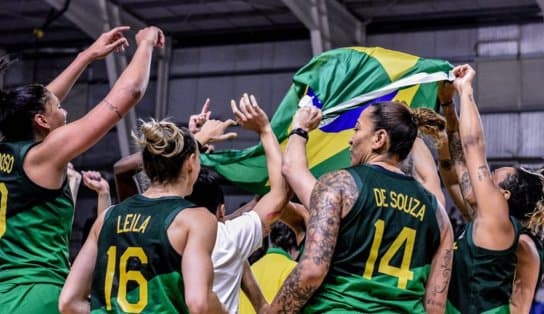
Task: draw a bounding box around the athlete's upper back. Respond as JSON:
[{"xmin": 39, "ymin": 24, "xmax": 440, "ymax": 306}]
[
  {"xmin": 91, "ymin": 194, "xmax": 195, "ymax": 314},
  {"xmin": 305, "ymin": 164, "xmax": 441, "ymax": 313},
  {"xmin": 0, "ymin": 140, "xmax": 73, "ymax": 286}
]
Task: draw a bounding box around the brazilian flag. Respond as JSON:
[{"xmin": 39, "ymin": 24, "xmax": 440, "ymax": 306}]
[{"xmin": 201, "ymin": 47, "xmax": 453, "ymax": 194}]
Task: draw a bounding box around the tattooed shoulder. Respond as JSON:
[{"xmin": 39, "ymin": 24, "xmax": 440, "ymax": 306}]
[{"xmin": 318, "ymin": 170, "xmax": 359, "ymax": 217}]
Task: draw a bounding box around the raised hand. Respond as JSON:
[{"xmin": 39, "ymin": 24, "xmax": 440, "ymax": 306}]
[
  {"xmin": 81, "ymin": 170, "xmax": 110, "ymax": 194},
  {"xmin": 292, "ymin": 105, "xmax": 322, "ymax": 131},
  {"xmin": 195, "ymin": 119, "xmax": 237, "ymax": 145},
  {"xmin": 452, "ymin": 64, "xmax": 476, "ymax": 93},
  {"xmin": 230, "ymin": 93, "xmax": 270, "ymax": 134},
  {"xmin": 135, "ymin": 26, "xmax": 165, "ymax": 48},
  {"xmin": 86, "ymin": 26, "xmax": 130, "ymax": 60},
  {"xmin": 188, "ymin": 98, "xmax": 212, "ymax": 134}
]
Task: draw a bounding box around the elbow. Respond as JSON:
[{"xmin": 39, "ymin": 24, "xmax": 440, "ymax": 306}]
[
  {"xmin": 298, "ymin": 262, "xmax": 328, "ymax": 288},
  {"xmin": 281, "ymin": 158, "xmax": 292, "ymax": 178},
  {"xmin": 461, "ymin": 134, "xmax": 484, "ymax": 152},
  {"xmin": 185, "ymin": 293, "xmax": 212, "ymax": 314},
  {"xmin": 116, "ymin": 82, "xmax": 145, "ymax": 104},
  {"xmin": 58, "ymin": 295, "xmax": 79, "ymax": 314}
]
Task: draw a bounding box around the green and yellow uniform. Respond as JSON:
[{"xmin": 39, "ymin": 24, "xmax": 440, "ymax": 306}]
[
  {"xmin": 91, "ymin": 195, "xmax": 195, "ymax": 313},
  {"xmin": 303, "ymin": 164, "xmax": 441, "ymax": 313},
  {"xmin": 0, "ymin": 141, "xmax": 73, "ymax": 313},
  {"xmin": 446, "ymin": 219, "xmax": 520, "ymax": 314}
]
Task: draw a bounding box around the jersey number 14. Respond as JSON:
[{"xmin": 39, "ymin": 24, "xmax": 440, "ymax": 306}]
[{"xmin": 363, "ymin": 219, "xmax": 416, "ymax": 289}]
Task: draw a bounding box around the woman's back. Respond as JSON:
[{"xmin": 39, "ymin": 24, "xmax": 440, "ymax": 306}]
[
  {"xmin": 304, "ymin": 164, "xmax": 442, "ymax": 313},
  {"xmin": 91, "ymin": 194, "xmax": 195, "ymax": 313}
]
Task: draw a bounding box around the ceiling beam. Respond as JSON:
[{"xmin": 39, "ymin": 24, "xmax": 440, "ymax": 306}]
[
  {"xmin": 44, "ymin": 0, "xmax": 145, "ymax": 38},
  {"xmin": 282, "ymin": 0, "xmax": 365, "ymax": 55}
]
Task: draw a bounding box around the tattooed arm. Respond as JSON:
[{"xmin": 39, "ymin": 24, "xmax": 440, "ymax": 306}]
[
  {"xmin": 268, "ymin": 170, "xmax": 358, "ymax": 313},
  {"xmin": 438, "ymin": 80, "xmax": 476, "ymax": 219},
  {"xmin": 436, "ymin": 128, "xmax": 473, "ymax": 221},
  {"xmin": 454, "ymin": 65, "xmax": 513, "ymax": 250},
  {"xmin": 424, "ymin": 202, "xmax": 454, "ymax": 314}
]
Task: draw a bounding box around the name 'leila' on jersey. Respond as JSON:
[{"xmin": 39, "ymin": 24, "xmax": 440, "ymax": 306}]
[
  {"xmin": 116, "ymin": 213, "xmax": 151, "ymax": 234},
  {"xmin": 373, "ymin": 188, "xmax": 426, "ymax": 221}
]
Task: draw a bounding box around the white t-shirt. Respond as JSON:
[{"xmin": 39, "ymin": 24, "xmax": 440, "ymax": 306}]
[{"xmin": 212, "ymin": 211, "xmax": 263, "ymax": 313}]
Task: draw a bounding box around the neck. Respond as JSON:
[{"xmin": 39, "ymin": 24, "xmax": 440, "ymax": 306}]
[
  {"xmin": 143, "ymin": 180, "xmax": 191, "ymax": 198},
  {"xmin": 366, "ymin": 155, "xmax": 403, "ymax": 174}
]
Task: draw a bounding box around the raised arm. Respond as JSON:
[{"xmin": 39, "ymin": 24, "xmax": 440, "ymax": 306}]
[
  {"xmin": 47, "ymin": 26, "xmax": 129, "ymax": 102},
  {"xmin": 435, "ymin": 129, "xmax": 471, "ymax": 220},
  {"xmin": 82, "ymin": 170, "xmax": 112, "ymax": 215},
  {"xmin": 438, "ymin": 81, "xmax": 476, "ymax": 217},
  {"xmin": 268, "ymin": 170, "xmax": 358, "ymax": 313},
  {"xmin": 454, "ymin": 64, "xmax": 513, "ymax": 249},
  {"xmin": 59, "ymin": 210, "xmax": 106, "ymax": 314},
  {"xmin": 231, "ymin": 94, "xmax": 290, "ymax": 227},
  {"xmin": 424, "ymin": 203, "xmax": 454, "ymax": 314},
  {"xmin": 178, "ymin": 208, "xmax": 226, "ymax": 314},
  {"xmin": 281, "ymin": 106, "xmax": 322, "ymax": 209},
  {"xmin": 26, "ymin": 27, "xmax": 164, "ymax": 189}
]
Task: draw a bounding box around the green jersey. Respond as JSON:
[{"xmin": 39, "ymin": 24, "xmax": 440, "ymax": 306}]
[
  {"xmin": 304, "ymin": 164, "xmax": 441, "ymax": 313},
  {"xmin": 0, "ymin": 141, "xmax": 73, "ymax": 286},
  {"xmin": 91, "ymin": 194, "xmax": 195, "ymax": 313},
  {"xmin": 446, "ymin": 219, "xmax": 520, "ymax": 314}
]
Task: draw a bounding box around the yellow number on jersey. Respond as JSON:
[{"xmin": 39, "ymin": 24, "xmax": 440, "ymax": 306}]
[
  {"xmin": 105, "ymin": 246, "xmax": 149, "ymax": 312},
  {"xmin": 363, "ymin": 219, "xmax": 416, "ymax": 289},
  {"xmin": 0, "ymin": 183, "xmax": 8, "ymax": 239}
]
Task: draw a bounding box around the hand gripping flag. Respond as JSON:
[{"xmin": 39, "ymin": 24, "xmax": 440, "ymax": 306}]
[{"xmin": 201, "ymin": 47, "xmax": 453, "ymax": 194}]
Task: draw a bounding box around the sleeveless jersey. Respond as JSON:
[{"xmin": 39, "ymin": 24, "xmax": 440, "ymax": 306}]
[
  {"xmin": 91, "ymin": 194, "xmax": 195, "ymax": 313},
  {"xmin": 304, "ymin": 164, "xmax": 441, "ymax": 313},
  {"xmin": 0, "ymin": 140, "xmax": 74, "ymax": 286},
  {"xmin": 446, "ymin": 218, "xmax": 520, "ymax": 314}
]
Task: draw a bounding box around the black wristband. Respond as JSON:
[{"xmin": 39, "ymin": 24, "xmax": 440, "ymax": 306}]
[
  {"xmin": 289, "ymin": 128, "xmax": 309, "ymax": 141},
  {"xmin": 440, "ymin": 101, "xmax": 454, "ymax": 107}
]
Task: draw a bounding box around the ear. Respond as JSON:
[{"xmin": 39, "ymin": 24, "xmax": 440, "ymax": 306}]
[
  {"xmin": 185, "ymin": 153, "xmax": 197, "ymax": 173},
  {"xmin": 33, "ymin": 113, "xmax": 50, "ymax": 131},
  {"xmin": 502, "ymin": 188, "xmax": 511, "ymax": 201},
  {"xmin": 372, "ymin": 129, "xmax": 388, "ymax": 151}
]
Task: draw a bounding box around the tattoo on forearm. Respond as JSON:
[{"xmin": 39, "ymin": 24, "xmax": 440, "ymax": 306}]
[
  {"xmin": 426, "ymin": 248, "xmax": 452, "ymax": 310},
  {"xmin": 476, "ymin": 166, "xmax": 491, "ymax": 181},
  {"xmin": 459, "ymin": 171, "xmax": 472, "ymax": 197},
  {"xmin": 432, "ymin": 249, "xmax": 452, "ymax": 295},
  {"xmin": 448, "ymin": 132, "xmax": 465, "ymax": 164},
  {"xmin": 273, "ymin": 266, "xmax": 315, "ymax": 313}
]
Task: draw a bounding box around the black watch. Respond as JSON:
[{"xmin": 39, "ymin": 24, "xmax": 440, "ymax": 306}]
[{"xmin": 289, "ymin": 128, "xmax": 309, "ymax": 141}]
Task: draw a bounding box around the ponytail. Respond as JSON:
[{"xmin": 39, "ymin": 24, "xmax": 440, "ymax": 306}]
[{"xmin": 411, "ymin": 107, "xmax": 446, "ymax": 146}]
